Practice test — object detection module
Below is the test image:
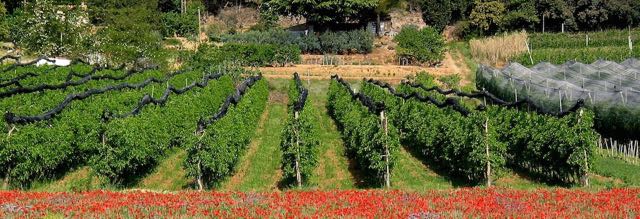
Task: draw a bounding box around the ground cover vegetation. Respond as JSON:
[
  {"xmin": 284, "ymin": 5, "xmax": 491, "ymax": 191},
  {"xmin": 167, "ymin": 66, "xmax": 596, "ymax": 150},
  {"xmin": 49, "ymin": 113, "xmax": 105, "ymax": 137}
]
[
  {"xmin": 421, "ymin": 0, "xmax": 640, "ymax": 37},
  {"xmin": 512, "ymin": 29, "xmax": 640, "ymax": 65}
]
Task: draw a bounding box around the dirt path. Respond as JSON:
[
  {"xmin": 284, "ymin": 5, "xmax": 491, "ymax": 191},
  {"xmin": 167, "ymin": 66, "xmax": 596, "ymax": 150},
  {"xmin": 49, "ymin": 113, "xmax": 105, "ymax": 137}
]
[{"xmin": 258, "ymin": 51, "xmax": 468, "ymax": 84}]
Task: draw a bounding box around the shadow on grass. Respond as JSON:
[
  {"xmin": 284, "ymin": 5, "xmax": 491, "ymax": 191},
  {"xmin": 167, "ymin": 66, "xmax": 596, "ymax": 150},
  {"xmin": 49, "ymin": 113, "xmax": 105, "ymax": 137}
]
[
  {"xmin": 504, "ymin": 164, "xmax": 574, "ymax": 188},
  {"xmin": 399, "ymin": 141, "xmax": 476, "ymax": 188},
  {"xmin": 326, "ymin": 107, "xmax": 385, "ymax": 189}
]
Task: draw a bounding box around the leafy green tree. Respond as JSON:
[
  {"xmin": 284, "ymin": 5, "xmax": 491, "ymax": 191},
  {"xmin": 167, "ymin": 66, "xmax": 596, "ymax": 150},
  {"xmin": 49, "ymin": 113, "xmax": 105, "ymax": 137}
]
[
  {"xmin": 419, "ymin": 0, "xmax": 452, "ymax": 32},
  {"xmin": 264, "ymin": 0, "xmax": 377, "ymax": 26},
  {"xmin": 501, "ymin": 0, "xmax": 539, "ymax": 30},
  {"xmin": 393, "ymin": 25, "xmax": 445, "ymax": 65},
  {"xmin": 11, "ymin": 0, "xmax": 92, "ymax": 56},
  {"xmin": 603, "ymin": 0, "xmax": 640, "ymax": 28},
  {"xmin": 469, "ymin": 0, "xmax": 505, "ymax": 34},
  {"xmin": 0, "ymin": 1, "xmax": 9, "ymax": 41},
  {"xmin": 94, "ymin": 4, "xmax": 164, "ymax": 66},
  {"xmin": 573, "ymin": 0, "xmax": 609, "ymax": 30},
  {"xmin": 161, "ymin": 1, "xmax": 204, "ymax": 37},
  {"xmin": 87, "ymin": 0, "xmax": 159, "ymax": 24},
  {"xmin": 535, "ymin": 0, "xmax": 576, "ymax": 32},
  {"xmin": 450, "ymin": 0, "xmax": 473, "ymax": 21}
]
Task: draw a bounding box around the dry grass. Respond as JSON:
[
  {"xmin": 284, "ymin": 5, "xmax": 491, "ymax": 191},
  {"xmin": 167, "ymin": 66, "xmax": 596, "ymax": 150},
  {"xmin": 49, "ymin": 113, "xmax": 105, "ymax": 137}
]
[{"xmin": 470, "ymin": 31, "xmax": 528, "ymax": 67}]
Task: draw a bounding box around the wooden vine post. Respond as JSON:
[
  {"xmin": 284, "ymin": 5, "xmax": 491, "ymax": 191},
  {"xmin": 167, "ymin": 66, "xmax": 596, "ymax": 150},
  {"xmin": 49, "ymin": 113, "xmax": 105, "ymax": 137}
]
[
  {"xmin": 380, "ymin": 110, "xmax": 390, "ymax": 188},
  {"xmin": 484, "ymin": 117, "xmax": 492, "ymax": 187},
  {"xmin": 294, "ymin": 111, "xmax": 302, "ymax": 188},
  {"xmin": 194, "ymin": 126, "xmax": 206, "ymax": 191},
  {"xmin": 578, "ymin": 109, "xmax": 590, "ymax": 187},
  {"xmin": 4, "ymin": 125, "xmax": 16, "ymax": 188}
]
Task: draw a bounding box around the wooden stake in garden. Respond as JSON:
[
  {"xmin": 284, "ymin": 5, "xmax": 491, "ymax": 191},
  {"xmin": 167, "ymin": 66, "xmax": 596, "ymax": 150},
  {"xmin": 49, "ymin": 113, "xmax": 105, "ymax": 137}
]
[
  {"xmin": 578, "ymin": 109, "xmax": 589, "ymax": 187},
  {"xmin": 380, "ymin": 110, "xmax": 390, "ymax": 188},
  {"xmin": 194, "ymin": 128, "xmax": 206, "ymax": 191},
  {"xmin": 484, "ymin": 117, "xmax": 491, "ymax": 187},
  {"xmin": 198, "ymin": 8, "xmax": 202, "ymax": 45},
  {"xmin": 294, "ymin": 111, "xmax": 302, "ymax": 188}
]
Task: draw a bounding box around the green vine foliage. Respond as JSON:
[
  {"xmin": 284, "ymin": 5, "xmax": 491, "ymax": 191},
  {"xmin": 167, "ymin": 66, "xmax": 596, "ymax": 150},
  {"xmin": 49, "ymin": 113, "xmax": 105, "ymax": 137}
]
[
  {"xmin": 327, "ymin": 79, "xmax": 400, "ymax": 186},
  {"xmin": 490, "ymin": 106, "xmax": 598, "ymax": 184},
  {"xmin": 362, "ymin": 82, "xmax": 506, "ymax": 184},
  {"xmin": 280, "ymin": 78, "xmax": 320, "ymax": 187},
  {"xmin": 92, "ymin": 75, "xmax": 235, "ymax": 185},
  {"xmin": 0, "ymin": 65, "xmax": 175, "ymax": 187},
  {"xmin": 364, "ymin": 80, "xmax": 598, "ymax": 185},
  {"xmin": 184, "ymin": 79, "xmax": 268, "ymax": 188}
]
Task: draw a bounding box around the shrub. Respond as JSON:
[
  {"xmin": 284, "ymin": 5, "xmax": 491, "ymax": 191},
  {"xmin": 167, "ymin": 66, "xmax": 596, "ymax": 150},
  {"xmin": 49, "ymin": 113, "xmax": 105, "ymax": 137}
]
[
  {"xmin": 161, "ymin": 12, "xmax": 198, "ymax": 37},
  {"xmin": 160, "ymin": 2, "xmax": 204, "ymax": 38},
  {"xmin": 394, "ymin": 25, "xmax": 445, "ymax": 65},
  {"xmin": 221, "ymin": 29, "xmax": 373, "ymax": 54},
  {"xmin": 95, "ymin": 6, "xmax": 165, "ymax": 67},
  {"xmin": 438, "ymin": 74, "xmax": 461, "ymax": 89},
  {"xmin": 188, "ymin": 43, "xmax": 300, "ymax": 68}
]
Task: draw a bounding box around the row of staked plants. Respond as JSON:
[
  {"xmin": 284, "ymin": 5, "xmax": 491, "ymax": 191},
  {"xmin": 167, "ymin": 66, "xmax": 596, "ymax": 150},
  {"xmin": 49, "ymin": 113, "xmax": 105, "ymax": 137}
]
[
  {"xmin": 184, "ymin": 77, "xmax": 268, "ymax": 189},
  {"xmin": 0, "ymin": 61, "xmax": 237, "ymax": 187},
  {"xmin": 360, "ymin": 74, "xmax": 598, "ymax": 186},
  {"xmin": 327, "ymin": 76, "xmax": 400, "ymax": 187},
  {"xmin": 513, "ymin": 29, "xmax": 640, "ymax": 65},
  {"xmin": 279, "ymin": 73, "xmax": 320, "ymax": 187}
]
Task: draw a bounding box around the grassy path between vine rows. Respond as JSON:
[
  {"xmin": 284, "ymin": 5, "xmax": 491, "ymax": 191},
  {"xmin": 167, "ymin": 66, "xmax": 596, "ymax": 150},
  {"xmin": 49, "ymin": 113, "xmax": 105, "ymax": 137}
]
[
  {"xmin": 221, "ymin": 91, "xmax": 287, "ymax": 192},
  {"xmin": 136, "ymin": 148, "xmax": 191, "ymax": 190},
  {"xmin": 306, "ymin": 80, "xmax": 356, "ymax": 190},
  {"xmin": 391, "ymin": 146, "xmax": 454, "ymax": 191}
]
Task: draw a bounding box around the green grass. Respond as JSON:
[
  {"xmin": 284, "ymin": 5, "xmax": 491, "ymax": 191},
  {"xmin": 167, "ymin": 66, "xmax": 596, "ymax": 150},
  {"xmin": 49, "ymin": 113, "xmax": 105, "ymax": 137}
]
[
  {"xmin": 234, "ymin": 103, "xmax": 286, "ymax": 191},
  {"xmin": 220, "ymin": 81, "xmax": 287, "ymax": 191},
  {"xmin": 136, "ymin": 148, "xmax": 191, "ymax": 190},
  {"xmin": 306, "ymin": 80, "xmax": 356, "ymax": 190},
  {"xmin": 593, "ymin": 154, "xmax": 640, "ymax": 187},
  {"xmin": 29, "ymin": 167, "xmax": 108, "ymax": 192},
  {"xmin": 391, "ymin": 146, "xmax": 453, "ymax": 191}
]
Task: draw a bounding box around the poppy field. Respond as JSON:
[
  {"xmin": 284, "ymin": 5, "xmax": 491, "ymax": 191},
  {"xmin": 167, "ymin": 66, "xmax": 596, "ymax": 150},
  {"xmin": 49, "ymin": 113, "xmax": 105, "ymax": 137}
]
[{"xmin": 1, "ymin": 188, "xmax": 639, "ymax": 218}]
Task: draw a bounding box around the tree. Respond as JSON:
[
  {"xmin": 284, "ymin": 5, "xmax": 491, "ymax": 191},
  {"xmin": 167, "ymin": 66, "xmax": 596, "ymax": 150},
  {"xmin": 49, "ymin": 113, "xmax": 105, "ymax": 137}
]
[
  {"xmin": 469, "ymin": 0, "xmax": 505, "ymax": 34},
  {"xmin": 602, "ymin": 0, "xmax": 640, "ymax": 28},
  {"xmin": 161, "ymin": 1, "xmax": 204, "ymax": 37},
  {"xmin": 86, "ymin": 0, "xmax": 159, "ymax": 24},
  {"xmin": 419, "ymin": 0, "xmax": 452, "ymax": 32},
  {"xmin": 450, "ymin": 0, "xmax": 473, "ymax": 21},
  {"xmin": 0, "ymin": 1, "xmax": 9, "ymax": 41},
  {"xmin": 393, "ymin": 25, "xmax": 445, "ymax": 65},
  {"xmin": 264, "ymin": 0, "xmax": 377, "ymax": 26},
  {"xmin": 95, "ymin": 5, "xmax": 164, "ymax": 66},
  {"xmin": 573, "ymin": 0, "xmax": 608, "ymax": 30},
  {"xmin": 501, "ymin": 0, "xmax": 539, "ymax": 31},
  {"xmin": 11, "ymin": 0, "xmax": 92, "ymax": 57},
  {"xmin": 535, "ymin": 0, "xmax": 576, "ymax": 32}
]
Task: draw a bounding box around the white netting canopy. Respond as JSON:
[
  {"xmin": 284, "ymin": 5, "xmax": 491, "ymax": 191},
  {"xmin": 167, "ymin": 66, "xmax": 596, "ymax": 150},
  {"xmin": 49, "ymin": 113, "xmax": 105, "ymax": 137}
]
[{"xmin": 478, "ymin": 59, "xmax": 640, "ymax": 111}]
